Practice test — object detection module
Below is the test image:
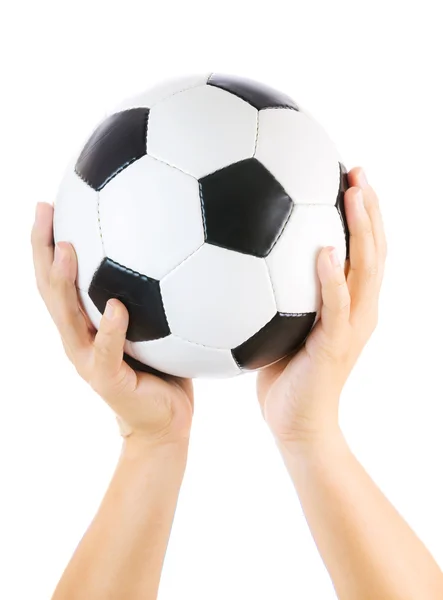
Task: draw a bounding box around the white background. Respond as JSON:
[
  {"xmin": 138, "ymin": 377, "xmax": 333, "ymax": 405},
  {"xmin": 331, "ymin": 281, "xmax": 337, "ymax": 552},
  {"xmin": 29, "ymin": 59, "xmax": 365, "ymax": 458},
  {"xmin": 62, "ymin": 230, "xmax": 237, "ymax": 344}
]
[{"xmin": 1, "ymin": 1, "xmax": 443, "ymax": 598}]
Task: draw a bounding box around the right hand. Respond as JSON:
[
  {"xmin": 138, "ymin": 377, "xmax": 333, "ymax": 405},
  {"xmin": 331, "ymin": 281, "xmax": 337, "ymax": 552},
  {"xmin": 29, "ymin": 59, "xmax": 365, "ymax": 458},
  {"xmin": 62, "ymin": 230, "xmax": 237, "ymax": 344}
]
[
  {"xmin": 257, "ymin": 168, "xmax": 387, "ymax": 447},
  {"xmin": 31, "ymin": 202, "xmax": 194, "ymax": 447}
]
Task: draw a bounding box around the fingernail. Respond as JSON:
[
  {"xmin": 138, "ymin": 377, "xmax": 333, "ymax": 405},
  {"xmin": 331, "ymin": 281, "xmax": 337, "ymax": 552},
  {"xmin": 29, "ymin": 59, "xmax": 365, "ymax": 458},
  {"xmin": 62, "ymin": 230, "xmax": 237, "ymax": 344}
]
[
  {"xmin": 54, "ymin": 243, "xmax": 63, "ymax": 264},
  {"xmin": 104, "ymin": 300, "xmax": 115, "ymax": 320},
  {"xmin": 357, "ymin": 169, "xmax": 368, "ymax": 188},
  {"xmin": 329, "ymin": 247, "xmax": 340, "ymax": 268}
]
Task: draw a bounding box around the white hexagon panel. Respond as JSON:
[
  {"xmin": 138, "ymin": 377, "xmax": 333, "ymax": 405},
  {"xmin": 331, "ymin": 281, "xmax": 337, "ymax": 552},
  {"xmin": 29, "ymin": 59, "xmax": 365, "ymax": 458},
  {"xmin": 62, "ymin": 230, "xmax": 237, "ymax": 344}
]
[
  {"xmin": 160, "ymin": 244, "xmax": 276, "ymax": 349},
  {"xmin": 147, "ymin": 84, "xmax": 258, "ymax": 178},
  {"xmin": 98, "ymin": 155, "xmax": 204, "ymax": 281},
  {"xmin": 255, "ymin": 109, "xmax": 341, "ymax": 205}
]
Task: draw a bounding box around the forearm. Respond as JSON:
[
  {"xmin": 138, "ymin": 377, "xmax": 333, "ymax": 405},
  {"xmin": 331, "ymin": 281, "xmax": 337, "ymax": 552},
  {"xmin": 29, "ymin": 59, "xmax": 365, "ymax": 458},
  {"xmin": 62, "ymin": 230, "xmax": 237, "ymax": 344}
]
[
  {"xmin": 52, "ymin": 438, "xmax": 188, "ymax": 600},
  {"xmin": 280, "ymin": 430, "xmax": 443, "ymax": 600}
]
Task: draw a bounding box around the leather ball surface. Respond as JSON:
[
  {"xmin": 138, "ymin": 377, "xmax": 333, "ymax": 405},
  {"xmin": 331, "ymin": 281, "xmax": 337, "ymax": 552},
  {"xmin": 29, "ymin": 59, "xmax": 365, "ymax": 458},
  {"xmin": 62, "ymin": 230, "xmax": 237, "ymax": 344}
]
[{"xmin": 54, "ymin": 73, "xmax": 349, "ymax": 379}]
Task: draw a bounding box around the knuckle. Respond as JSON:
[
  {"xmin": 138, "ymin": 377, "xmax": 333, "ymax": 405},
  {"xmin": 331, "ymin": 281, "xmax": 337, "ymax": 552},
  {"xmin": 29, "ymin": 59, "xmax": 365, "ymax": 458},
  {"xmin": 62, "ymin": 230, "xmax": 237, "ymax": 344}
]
[
  {"xmin": 336, "ymin": 299, "xmax": 351, "ymax": 315},
  {"xmin": 317, "ymin": 343, "xmax": 336, "ymax": 362},
  {"xmin": 94, "ymin": 338, "xmax": 113, "ymax": 360},
  {"xmin": 49, "ymin": 265, "xmax": 61, "ymax": 288},
  {"xmin": 88, "ymin": 367, "xmax": 127, "ymax": 399},
  {"xmin": 111, "ymin": 371, "xmax": 133, "ymax": 397},
  {"xmin": 335, "ymin": 282, "xmax": 351, "ymax": 312},
  {"xmin": 316, "ymin": 330, "xmax": 351, "ymax": 363},
  {"xmin": 323, "ymin": 325, "xmax": 353, "ymax": 362},
  {"xmin": 317, "ymin": 342, "xmax": 344, "ymax": 363}
]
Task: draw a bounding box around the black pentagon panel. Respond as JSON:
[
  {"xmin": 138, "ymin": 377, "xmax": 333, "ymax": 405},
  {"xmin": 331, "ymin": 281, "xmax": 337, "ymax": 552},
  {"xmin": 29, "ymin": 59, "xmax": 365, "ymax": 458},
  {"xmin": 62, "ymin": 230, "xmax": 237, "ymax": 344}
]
[
  {"xmin": 200, "ymin": 158, "xmax": 293, "ymax": 257},
  {"xmin": 75, "ymin": 108, "xmax": 149, "ymax": 191},
  {"xmin": 88, "ymin": 257, "xmax": 170, "ymax": 343},
  {"xmin": 208, "ymin": 73, "xmax": 299, "ymax": 111},
  {"xmin": 336, "ymin": 163, "xmax": 350, "ymax": 259},
  {"xmin": 232, "ymin": 312, "xmax": 316, "ymax": 371}
]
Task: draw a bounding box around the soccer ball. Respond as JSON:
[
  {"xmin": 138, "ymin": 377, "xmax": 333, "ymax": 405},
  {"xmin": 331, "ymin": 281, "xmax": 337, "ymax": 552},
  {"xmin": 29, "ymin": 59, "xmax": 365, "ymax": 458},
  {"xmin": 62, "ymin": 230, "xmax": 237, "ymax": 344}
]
[{"xmin": 54, "ymin": 73, "xmax": 349, "ymax": 379}]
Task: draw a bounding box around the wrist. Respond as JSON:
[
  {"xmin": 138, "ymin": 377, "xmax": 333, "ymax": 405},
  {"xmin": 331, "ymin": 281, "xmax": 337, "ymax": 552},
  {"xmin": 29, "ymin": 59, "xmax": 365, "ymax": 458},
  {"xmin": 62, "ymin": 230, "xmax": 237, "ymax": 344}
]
[
  {"xmin": 116, "ymin": 437, "xmax": 189, "ymax": 508},
  {"xmin": 122, "ymin": 434, "xmax": 190, "ymax": 468},
  {"xmin": 276, "ymin": 425, "xmax": 347, "ymax": 462},
  {"xmin": 276, "ymin": 429, "xmax": 353, "ymax": 490}
]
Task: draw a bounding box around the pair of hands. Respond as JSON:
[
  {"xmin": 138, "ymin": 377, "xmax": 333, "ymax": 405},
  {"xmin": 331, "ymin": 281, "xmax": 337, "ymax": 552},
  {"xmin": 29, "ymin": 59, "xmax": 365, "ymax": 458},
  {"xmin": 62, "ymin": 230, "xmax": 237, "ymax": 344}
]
[{"xmin": 31, "ymin": 167, "xmax": 386, "ymax": 450}]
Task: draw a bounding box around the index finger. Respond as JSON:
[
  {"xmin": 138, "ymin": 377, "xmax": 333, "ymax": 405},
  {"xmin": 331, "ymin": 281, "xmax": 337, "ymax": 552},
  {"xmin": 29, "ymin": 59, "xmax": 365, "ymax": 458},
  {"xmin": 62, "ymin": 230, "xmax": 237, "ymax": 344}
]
[
  {"xmin": 31, "ymin": 202, "xmax": 55, "ymax": 302},
  {"xmin": 348, "ymin": 168, "xmax": 387, "ymax": 262}
]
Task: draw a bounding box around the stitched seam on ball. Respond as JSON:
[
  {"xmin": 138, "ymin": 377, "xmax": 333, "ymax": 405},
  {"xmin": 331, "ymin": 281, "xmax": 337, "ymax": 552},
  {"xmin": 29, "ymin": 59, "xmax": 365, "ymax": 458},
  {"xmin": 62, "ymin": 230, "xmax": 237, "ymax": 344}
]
[
  {"xmin": 74, "ymin": 165, "xmax": 93, "ymax": 189},
  {"xmin": 144, "ymin": 109, "xmax": 150, "ymax": 149},
  {"xmin": 172, "ymin": 333, "xmax": 239, "ymax": 353},
  {"xmin": 146, "ymin": 151, "xmax": 194, "ymax": 177},
  {"xmin": 264, "ymin": 105, "xmax": 299, "ymax": 111},
  {"xmin": 231, "ymin": 352, "xmax": 243, "ymax": 371},
  {"xmin": 103, "ymin": 258, "xmax": 153, "ymax": 281},
  {"xmin": 159, "ymin": 242, "xmax": 205, "ymax": 282},
  {"xmin": 149, "ymin": 76, "xmax": 212, "ymax": 109},
  {"xmin": 88, "ymin": 245, "xmax": 205, "ymax": 308},
  {"xmin": 265, "ymin": 201, "xmax": 294, "ymax": 257},
  {"xmin": 335, "ymin": 202, "xmax": 347, "ymax": 237},
  {"xmin": 263, "ymin": 259, "xmax": 278, "ymax": 314},
  {"xmin": 294, "ymin": 201, "xmax": 340, "ymax": 206},
  {"xmin": 279, "ymin": 312, "xmax": 313, "ymax": 317},
  {"xmin": 198, "ymin": 182, "xmax": 208, "ymax": 239},
  {"xmin": 253, "ymin": 111, "xmax": 260, "ymax": 157},
  {"xmin": 96, "ymin": 259, "xmax": 157, "ymax": 303},
  {"xmin": 96, "ymin": 190, "xmax": 105, "ymax": 253},
  {"xmin": 98, "ymin": 157, "xmax": 139, "ymax": 191}
]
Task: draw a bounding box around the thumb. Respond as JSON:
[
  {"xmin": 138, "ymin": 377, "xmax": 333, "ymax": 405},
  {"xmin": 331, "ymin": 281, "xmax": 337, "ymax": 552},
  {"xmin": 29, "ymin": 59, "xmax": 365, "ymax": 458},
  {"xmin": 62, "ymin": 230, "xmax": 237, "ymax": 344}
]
[
  {"xmin": 91, "ymin": 299, "xmax": 136, "ymax": 398},
  {"xmin": 317, "ymin": 246, "xmax": 350, "ymax": 339}
]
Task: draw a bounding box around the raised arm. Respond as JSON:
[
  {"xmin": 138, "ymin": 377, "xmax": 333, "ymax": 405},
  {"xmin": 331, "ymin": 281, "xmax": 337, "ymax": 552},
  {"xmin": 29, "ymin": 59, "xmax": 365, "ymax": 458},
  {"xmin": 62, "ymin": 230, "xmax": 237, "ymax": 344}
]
[
  {"xmin": 257, "ymin": 168, "xmax": 443, "ymax": 599},
  {"xmin": 31, "ymin": 203, "xmax": 194, "ymax": 600}
]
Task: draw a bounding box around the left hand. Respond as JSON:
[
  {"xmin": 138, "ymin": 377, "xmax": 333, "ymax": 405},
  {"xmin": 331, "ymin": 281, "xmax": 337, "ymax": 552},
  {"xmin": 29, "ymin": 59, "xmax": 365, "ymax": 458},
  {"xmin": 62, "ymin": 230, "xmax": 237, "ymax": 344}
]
[{"xmin": 31, "ymin": 202, "xmax": 194, "ymax": 448}]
